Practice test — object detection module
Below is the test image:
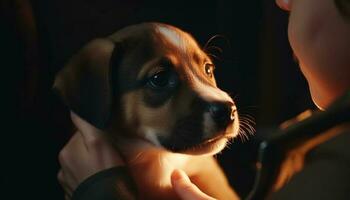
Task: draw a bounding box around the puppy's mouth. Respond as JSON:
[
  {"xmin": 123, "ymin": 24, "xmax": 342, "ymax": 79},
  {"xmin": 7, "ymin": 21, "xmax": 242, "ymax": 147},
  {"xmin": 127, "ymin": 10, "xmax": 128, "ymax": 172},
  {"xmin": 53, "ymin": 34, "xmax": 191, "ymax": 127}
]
[
  {"xmin": 182, "ymin": 134, "xmax": 233, "ymax": 156},
  {"xmin": 155, "ymin": 125, "xmax": 237, "ymax": 155},
  {"xmin": 155, "ymin": 107, "xmax": 239, "ymax": 155}
]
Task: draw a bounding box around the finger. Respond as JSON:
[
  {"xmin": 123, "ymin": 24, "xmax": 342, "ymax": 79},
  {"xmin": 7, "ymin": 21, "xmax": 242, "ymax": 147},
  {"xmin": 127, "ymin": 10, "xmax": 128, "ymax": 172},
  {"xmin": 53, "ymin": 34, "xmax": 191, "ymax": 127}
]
[
  {"xmin": 62, "ymin": 131, "xmax": 124, "ymax": 168},
  {"xmin": 70, "ymin": 111, "xmax": 102, "ymax": 140},
  {"xmin": 57, "ymin": 169, "xmax": 73, "ymax": 197},
  {"xmin": 58, "ymin": 134, "xmax": 90, "ymax": 186},
  {"xmin": 171, "ymin": 169, "xmax": 217, "ymax": 200},
  {"xmin": 71, "ymin": 112, "xmax": 125, "ymax": 165},
  {"xmin": 70, "ymin": 111, "xmax": 106, "ymax": 151},
  {"xmin": 58, "ymin": 133, "xmax": 86, "ymax": 165},
  {"xmin": 60, "ymin": 179, "xmax": 73, "ymax": 196},
  {"xmin": 65, "ymin": 194, "xmax": 71, "ymax": 200}
]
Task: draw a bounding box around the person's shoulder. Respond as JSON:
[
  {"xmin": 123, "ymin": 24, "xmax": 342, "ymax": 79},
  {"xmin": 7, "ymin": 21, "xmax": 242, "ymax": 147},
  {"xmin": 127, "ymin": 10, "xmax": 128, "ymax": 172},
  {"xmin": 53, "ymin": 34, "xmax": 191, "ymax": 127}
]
[
  {"xmin": 309, "ymin": 124, "xmax": 350, "ymax": 163},
  {"xmin": 270, "ymin": 125, "xmax": 350, "ymax": 200}
]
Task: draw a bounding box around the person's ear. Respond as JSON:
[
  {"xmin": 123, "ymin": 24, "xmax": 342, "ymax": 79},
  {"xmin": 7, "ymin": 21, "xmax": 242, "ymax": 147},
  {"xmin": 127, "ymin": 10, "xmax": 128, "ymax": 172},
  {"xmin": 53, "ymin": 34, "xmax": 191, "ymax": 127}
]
[{"xmin": 53, "ymin": 38, "xmax": 120, "ymax": 129}]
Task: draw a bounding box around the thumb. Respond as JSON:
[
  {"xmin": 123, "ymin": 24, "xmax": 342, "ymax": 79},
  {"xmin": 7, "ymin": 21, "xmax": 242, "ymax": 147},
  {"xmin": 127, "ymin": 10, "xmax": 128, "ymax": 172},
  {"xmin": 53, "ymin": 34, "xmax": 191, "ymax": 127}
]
[
  {"xmin": 70, "ymin": 111, "xmax": 103, "ymax": 141},
  {"xmin": 171, "ymin": 169, "xmax": 217, "ymax": 200}
]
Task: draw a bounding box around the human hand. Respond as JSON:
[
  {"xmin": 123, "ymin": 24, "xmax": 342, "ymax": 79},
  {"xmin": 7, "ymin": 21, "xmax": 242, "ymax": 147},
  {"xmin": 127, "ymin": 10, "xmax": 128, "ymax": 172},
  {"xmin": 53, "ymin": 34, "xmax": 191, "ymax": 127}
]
[
  {"xmin": 171, "ymin": 169, "xmax": 217, "ymax": 200},
  {"xmin": 57, "ymin": 112, "xmax": 124, "ymax": 199}
]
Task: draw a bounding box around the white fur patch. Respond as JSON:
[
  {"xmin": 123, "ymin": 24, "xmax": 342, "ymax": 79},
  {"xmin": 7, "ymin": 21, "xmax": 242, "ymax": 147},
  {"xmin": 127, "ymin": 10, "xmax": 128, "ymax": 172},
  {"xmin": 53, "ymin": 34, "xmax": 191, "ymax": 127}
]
[
  {"xmin": 193, "ymin": 77, "xmax": 233, "ymax": 103},
  {"xmin": 157, "ymin": 26, "xmax": 183, "ymax": 49},
  {"xmin": 143, "ymin": 127, "xmax": 162, "ymax": 147}
]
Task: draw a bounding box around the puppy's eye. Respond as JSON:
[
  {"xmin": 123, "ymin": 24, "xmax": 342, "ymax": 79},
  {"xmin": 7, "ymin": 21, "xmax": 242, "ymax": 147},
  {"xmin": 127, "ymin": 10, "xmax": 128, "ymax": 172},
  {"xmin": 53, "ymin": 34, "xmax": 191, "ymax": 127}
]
[
  {"xmin": 147, "ymin": 70, "xmax": 178, "ymax": 89},
  {"xmin": 204, "ymin": 63, "xmax": 215, "ymax": 78}
]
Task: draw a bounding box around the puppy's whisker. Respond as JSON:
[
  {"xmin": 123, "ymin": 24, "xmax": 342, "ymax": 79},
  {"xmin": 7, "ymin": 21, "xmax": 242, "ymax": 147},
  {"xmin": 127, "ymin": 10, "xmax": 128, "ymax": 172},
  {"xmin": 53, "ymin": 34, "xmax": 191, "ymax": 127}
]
[
  {"xmin": 241, "ymin": 119, "xmax": 256, "ymax": 127},
  {"xmin": 203, "ymin": 34, "xmax": 224, "ymax": 49},
  {"xmin": 239, "ymin": 114, "xmax": 257, "ymax": 129},
  {"xmin": 225, "ymin": 139, "xmax": 233, "ymax": 149},
  {"xmin": 242, "ymin": 129, "xmax": 251, "ymax": 140},
  {"xmin": 238, "ymin": 119, "xmax": 255, "ymax": 142},
  {"xmin": 129, "ymin": 151, "xmax": 146, "ymax": 164},
  {"xmin": 203, "ymin": 34, "xmax": 230, "ymax": 50},
  {"xmin": 242, "ymin": 116, "xmax": 256, "ymax": 124},
  {"xmin": 240, "ymin": 113, "xmax": 256, "ymax": 120},
  {"xmin": 206, "ymin": 53, "xmax": 222, "ymax": 61},
  {"xmin": 204, "ymin": 45, "xmax": 224, "ymax": 62},
  {"xmin": 240, "ymin": 115, "xmax": 255, "ymax": 124},
  {"xmin": 238, "ymin": 129, "xmax": 249, "ymax": 142},
  {"xmin": 240, "ymin": 116, "xmax": 256, "ymax": 126},
  {"xmin": 205, "ymin": 45, "xmax": 223, "ymax": 53},
  {"xmin": 240, "ymin": 121, "xmax": 256, "ymax": 135}
]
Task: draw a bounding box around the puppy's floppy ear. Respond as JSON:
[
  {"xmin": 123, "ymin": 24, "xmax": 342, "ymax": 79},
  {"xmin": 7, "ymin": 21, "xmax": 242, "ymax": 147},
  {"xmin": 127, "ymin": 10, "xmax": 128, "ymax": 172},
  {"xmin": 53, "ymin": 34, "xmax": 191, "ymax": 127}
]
[{"xmin": 53, "ymin": 38, "xmax": 119, "ymax": 129}]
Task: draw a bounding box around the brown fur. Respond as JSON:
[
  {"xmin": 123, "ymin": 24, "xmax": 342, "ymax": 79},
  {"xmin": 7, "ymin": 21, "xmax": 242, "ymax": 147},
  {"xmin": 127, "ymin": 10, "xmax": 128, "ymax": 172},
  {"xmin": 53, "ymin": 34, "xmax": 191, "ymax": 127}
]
[{"xmin": 54, "ymin": 22, "xmax": 239, "ymax": 199}]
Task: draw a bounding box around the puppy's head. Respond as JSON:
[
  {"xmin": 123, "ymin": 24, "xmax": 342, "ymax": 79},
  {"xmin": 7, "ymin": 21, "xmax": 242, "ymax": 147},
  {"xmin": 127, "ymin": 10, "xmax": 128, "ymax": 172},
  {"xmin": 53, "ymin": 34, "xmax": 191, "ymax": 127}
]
[{"xmin": 54, "ymin": 23, "xmax": 239, "ymax": 155}]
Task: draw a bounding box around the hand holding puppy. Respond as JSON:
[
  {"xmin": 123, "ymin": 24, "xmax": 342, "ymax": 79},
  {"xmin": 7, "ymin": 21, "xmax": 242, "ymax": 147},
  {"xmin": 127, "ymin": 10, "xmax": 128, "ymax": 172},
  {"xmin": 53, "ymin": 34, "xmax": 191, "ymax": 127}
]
[
  {"xmin": 57, "ymin": 112, "xmax": 125, "ymax": 199},
  {"xmin": 171, "ymin": 169, "xmax": 217, "ymax": 200}
]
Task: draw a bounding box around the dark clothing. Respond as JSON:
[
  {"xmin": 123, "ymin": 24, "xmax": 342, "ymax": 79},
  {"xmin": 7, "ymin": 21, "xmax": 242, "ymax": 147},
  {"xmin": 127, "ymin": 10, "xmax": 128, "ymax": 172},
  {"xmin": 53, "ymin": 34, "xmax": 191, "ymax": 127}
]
[
  {"xmin": 72, "ymin": 167, "xmax": 137, "ymax": 200},
  {"xmin": 270, "ymin": 130, "xmax": 350, "ymax": 200},
  {"xmin": 71, "ymin": 129, "xmax": 350, "ymax": 200}
]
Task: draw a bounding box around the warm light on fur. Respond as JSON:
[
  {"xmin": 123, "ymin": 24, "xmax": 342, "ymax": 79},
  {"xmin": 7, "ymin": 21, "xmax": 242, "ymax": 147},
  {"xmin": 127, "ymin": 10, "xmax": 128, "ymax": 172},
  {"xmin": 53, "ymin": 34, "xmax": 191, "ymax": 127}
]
[{"xmin": 54, "ymin": 22, "xmax": 241, "ymax": 199}]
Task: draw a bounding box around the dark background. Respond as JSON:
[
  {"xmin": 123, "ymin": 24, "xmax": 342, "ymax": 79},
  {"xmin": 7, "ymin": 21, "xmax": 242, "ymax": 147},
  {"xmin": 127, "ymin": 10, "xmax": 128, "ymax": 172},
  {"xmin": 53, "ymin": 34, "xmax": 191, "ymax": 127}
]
[{"xmin": 1, "ymin": 0, "xmax": 314, "ymax": 199}]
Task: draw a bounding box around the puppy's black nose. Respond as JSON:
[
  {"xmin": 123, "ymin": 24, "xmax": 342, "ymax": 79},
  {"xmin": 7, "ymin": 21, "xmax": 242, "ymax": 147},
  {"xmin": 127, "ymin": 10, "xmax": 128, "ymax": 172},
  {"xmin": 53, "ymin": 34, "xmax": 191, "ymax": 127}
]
[{"xmin": 207, "ymin": 102, "xmax": 235, "ymax": 129}]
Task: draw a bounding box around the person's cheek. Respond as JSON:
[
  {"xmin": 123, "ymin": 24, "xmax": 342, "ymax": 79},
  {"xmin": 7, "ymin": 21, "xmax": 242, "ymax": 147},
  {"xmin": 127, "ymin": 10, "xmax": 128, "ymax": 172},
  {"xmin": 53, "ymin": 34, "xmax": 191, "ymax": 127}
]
[
  {"xmin": 289, "ymin": 0, "xmax": 333, "ymax": 74},
  {"xmin": 287, "ymin": 0, "xmax": 350, "ymax": 108},
  {"xmin": 287, "ymin": 3, "xmax": 311, "ymax": 76},
  {"xmin": 286, "ymin": 0, "xmax": 329, "ymax": 107}
]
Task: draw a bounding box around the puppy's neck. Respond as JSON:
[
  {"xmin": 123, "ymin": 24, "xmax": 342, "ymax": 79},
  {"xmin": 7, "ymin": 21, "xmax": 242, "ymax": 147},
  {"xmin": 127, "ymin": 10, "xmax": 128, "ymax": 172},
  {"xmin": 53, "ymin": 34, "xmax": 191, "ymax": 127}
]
[
  {"xmin": 105, "ymin": 123, "xmax": 210, "ymax": 176},
  {"xmin": 113, "ymin": 136, "xmax": 190, "ymax": 165}
]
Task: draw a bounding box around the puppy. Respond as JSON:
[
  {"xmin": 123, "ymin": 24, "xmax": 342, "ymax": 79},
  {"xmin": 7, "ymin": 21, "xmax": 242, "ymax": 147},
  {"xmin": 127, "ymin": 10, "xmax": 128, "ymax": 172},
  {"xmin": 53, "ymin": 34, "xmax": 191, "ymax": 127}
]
[{"xmin": 54, "ymin": 22, "xmax": 240, "ymax": 199}]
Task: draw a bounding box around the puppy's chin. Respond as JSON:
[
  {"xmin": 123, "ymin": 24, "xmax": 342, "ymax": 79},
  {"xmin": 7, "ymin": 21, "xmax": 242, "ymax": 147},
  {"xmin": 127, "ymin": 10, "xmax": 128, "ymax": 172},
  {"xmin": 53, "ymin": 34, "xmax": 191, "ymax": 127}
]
[{"xmin": 181, "ymin": 137, "xmax": 229, "ymax": 156}]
